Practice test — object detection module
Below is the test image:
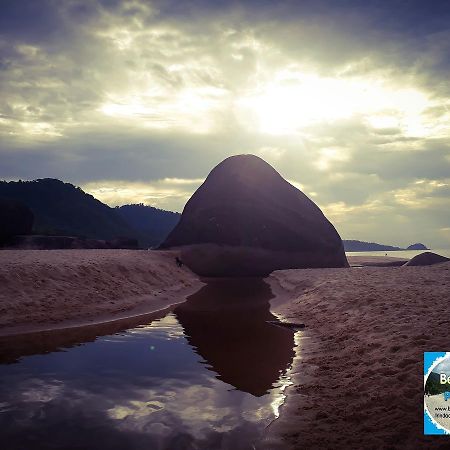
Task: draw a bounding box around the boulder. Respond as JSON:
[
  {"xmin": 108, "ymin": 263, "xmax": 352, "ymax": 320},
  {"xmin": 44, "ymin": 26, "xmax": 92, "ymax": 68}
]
[
  {"xmin": 404, "ymin": 252, "xmax": 449, "ymax": 266},
  {"xmin": 160, "ymin": 154, "xmax": 348, "ymax": 276}
]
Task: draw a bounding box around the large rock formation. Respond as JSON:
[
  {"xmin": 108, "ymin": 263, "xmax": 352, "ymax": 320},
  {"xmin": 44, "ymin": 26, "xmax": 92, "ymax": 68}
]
[
  {"xmin": 404, "ymin": 252, "xmax": 449, "ymax": 266},
  {"xmin": 160, "ymin": 154, "xmax": 348, "ymax": 276},
  {"xmin": 0, "ymin": 197, "xmax": 33, "ymax": 244}
]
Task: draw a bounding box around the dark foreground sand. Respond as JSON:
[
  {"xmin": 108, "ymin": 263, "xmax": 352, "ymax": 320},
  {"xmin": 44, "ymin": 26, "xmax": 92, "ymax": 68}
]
[
  {"xmin": 262, "ymin": 262, "xmax": 450, "ymax": 450},
  {"xmin": 0, "ymin": 249, "xmax": 202, "ymax": 336}
]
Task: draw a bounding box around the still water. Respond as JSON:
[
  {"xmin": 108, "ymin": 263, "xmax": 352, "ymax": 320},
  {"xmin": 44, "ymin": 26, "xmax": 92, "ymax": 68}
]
[{"xmin": 0, "ymin": 279, "xmax": 296, "ymax": 450}]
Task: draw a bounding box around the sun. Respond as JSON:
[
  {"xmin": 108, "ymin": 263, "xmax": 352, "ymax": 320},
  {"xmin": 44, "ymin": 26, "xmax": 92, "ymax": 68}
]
[{"xmin": 234, "ymin": 70, "xmax": 432, "ymax": 136}]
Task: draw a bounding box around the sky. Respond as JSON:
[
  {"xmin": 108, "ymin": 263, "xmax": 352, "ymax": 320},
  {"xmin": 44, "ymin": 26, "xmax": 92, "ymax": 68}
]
[{"xmin": 1, "ymin": 0, "xmax": 450, "ymax": 248}]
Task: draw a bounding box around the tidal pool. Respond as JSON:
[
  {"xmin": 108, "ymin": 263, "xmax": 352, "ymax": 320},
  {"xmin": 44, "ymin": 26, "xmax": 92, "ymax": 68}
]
[{"xmin": 0, "ymin": 278, "xmax": 296, "ymax": 449}]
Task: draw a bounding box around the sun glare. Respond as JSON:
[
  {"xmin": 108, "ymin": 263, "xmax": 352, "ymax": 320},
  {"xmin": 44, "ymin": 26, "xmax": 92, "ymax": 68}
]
[
  {"xmin": 235, "ymin": 71, "xmax": 432, "ymax": 136},
  {"xmin": 98, "ymin": 61, "xmax": 436, "ymax": 138}
]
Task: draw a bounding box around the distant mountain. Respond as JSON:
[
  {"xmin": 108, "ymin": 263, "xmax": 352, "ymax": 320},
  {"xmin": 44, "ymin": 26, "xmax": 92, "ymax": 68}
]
[
  {"xmin": 0, "ymin": 179, "xmax": 180, "ymax": 248},
  {"xmin": 343, "ymin": 240, "xmax": 402, "ymax": 252},
  {"xmin": 407, "ymin": 243, "xmax": 428, "ymax": 250},
  {"xmin": 116, "ymin": 204, "xmax": 180, "ymax": 248},
  {"xmin": 0, "ymin": 179, "xmax": 134, "ymax": 241}
]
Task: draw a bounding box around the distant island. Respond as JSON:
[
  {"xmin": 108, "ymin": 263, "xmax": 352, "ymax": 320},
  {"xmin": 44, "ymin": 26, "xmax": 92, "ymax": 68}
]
[
  {"xmin": 343, "ymin": 240, "xmax": 429, "ymax": 252},
  {"xmin": 406, "ymin": 243, "xmax": 428, "ymax": 250}
]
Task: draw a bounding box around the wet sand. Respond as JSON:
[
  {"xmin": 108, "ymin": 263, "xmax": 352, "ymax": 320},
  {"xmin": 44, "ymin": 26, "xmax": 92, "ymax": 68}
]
[
  {"xmin": 0, "ymin": 249, "xmax": 202, "ymax": 336},
  {"xmin": 263, "ymin": 261, "xmax": 450, "ymax": 449}
]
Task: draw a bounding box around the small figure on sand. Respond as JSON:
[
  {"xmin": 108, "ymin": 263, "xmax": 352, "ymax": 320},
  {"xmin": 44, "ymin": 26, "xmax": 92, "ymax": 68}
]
[{"xmin": 175, "ymin": 256, "xmax": 183, "ymax": 268}]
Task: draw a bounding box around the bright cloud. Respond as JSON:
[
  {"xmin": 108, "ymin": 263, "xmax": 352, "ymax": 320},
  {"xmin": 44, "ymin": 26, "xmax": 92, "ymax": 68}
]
[{"xmin": 82, "ymin": 178, "xmax": 204, "ymax": 212}]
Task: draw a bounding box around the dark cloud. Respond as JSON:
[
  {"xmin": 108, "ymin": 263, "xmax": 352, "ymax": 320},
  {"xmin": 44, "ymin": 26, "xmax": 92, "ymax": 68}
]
[{"xmin": 0, "ymin": 0, "xmax": 449, "ymax": 246}]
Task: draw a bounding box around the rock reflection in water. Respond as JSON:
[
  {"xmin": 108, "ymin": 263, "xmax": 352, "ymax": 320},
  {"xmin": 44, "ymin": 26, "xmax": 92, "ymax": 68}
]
[
  {"xmin": 176, "ymin": 278, "xmax": 295, "ymax": 397},
  {"xmin": 0, "ymin": 279, "xmax": 296, "ymax": 450}
]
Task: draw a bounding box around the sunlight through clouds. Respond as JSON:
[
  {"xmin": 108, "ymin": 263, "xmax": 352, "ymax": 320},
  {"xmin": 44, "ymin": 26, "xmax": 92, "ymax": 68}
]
[
  {"xmin": 235, "ymin": 69, "xmax": 434, "ymax": 136},
  {"xmin": 100, "ymin": 86, "xmax": 229, "ymax": 133},
  {"xmin": 82, "ymin": 178, "xmax": 205, "ymax": 211}
]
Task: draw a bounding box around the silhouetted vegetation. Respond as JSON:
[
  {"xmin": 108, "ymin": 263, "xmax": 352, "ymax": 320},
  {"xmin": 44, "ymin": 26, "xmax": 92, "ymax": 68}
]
[
  {"xmin": 0, "ymin": 197, "xmax": 34, "ymax": 244},
  {"xmin": 0, "ymin": 179, "xmax": 133, "ymax": 240},
  {"xmin": 0, "ymin": 179, "xmax": 180, "ymax": 248},
  {"xmin": 116, "ymin": 204, "xmax": 180, "ymax": 248}
]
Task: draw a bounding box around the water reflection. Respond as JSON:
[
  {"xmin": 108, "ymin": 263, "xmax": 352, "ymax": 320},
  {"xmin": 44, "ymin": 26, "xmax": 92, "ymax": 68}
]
[
  {"xmin": 0, "ymin": 279, "xmax": 296, "ymax": 449},
  {"xmin": 175, "ymin": 278, "xmax": 295, "ymax": 396}
]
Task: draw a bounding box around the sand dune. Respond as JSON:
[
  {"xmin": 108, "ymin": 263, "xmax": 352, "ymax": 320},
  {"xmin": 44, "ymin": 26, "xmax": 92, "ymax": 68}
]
[
  {"xmin": 263, "ymin": 262, "xmax": 450, "ymax": 449},
  {"xmin": 0, "ymin": 249, "xmax": 202, "ymax": 336}
]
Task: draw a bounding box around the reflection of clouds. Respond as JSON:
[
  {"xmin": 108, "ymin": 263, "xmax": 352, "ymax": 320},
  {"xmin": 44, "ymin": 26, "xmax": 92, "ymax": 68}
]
[
  {"xmin": 20, "ymin": 378, "xmax": 65, "ymax": 403},
  {"xmin": 106, "ymin": 379, "xmax": 260, "ymax": 439},
  {"xmin": 0, "ymin": 307, "xmax": 293, "ymax": 448},
  {"xmin": 1, "ymin": 361, "xmax": 287, "ymax": 447},
  {"xmin": 107, "ymin": 400, "xmax": 165, "ymax": 420}
]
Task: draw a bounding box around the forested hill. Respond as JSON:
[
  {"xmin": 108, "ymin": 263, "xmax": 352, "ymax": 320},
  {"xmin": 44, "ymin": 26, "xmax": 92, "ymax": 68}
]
[
  {"xmin": 0, "ymin": 179, "xmax": 180, "ymax": 247},
  {"xmin": 0, "ymin": 179, "xmax": 135, "ymax": 240},
  {"xmin": 116, "ymin": 204, "xmax": 180, "ymax": 248}
]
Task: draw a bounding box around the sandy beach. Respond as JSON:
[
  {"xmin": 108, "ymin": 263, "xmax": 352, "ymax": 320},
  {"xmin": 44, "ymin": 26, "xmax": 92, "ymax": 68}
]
[
  {"xmin": 2, "ymin": 250, "xmax": 449, "ymax": 448},
  {"xmin": 0, "ymin": 249, "xmax": 202, "ymax": 336},
  {"xmin": 263, "ymin": 261, "xmax": 450, "ymax": 449}
]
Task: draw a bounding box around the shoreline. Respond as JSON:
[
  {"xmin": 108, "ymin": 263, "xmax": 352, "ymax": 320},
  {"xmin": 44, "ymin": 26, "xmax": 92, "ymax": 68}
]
[
  {"xmin": 5, "ymin": 249, "xmax": 448, "ymax": 448},
  {"xmin": 262, "ymin": 262, "xmax": 450, "ymax": 449},
  {"xmin": 0, "ymin": 251, "xmax": 399, "ymax": 337},
  {"xmin": 0, "ymin": 253, "xmax": 410, "ymax": 338},
  {"xmin": 0, "ymin": 249, "xmax": 203, "ymax": 337},
  {"xmin": 0, "ymin": 285, "xmax": 201, "ymax": 338}
]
